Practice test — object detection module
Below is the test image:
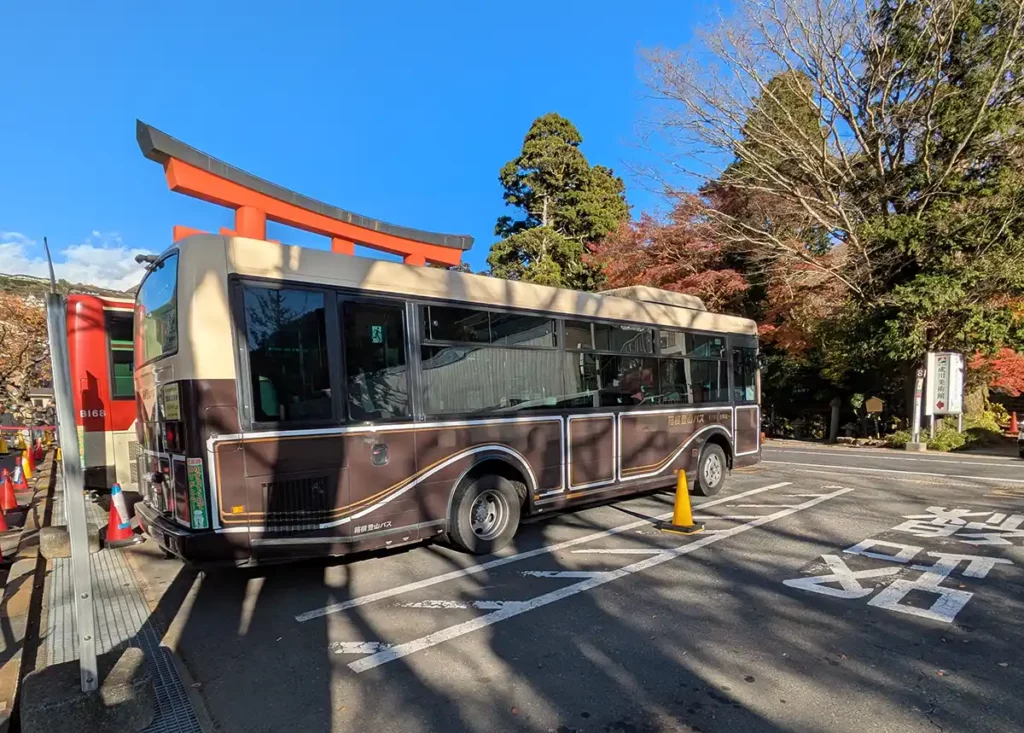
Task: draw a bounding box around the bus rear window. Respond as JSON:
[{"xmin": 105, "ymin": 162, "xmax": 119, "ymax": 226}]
[{"xmin": 135, "ymin": 254, "xmax": 178, "ymax": 364}]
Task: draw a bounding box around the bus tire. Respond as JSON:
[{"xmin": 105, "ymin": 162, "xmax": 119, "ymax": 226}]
[
  {"xmin": 694, "ymin": 443, "xmax": 727, "ymax": 497},
  {"xmin": 448, "ymin": 474, "xmax": 521, "ymax": 555}
]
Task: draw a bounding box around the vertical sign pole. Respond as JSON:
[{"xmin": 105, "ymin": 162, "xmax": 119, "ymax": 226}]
[
  {"xmin": 45, "ymin": 294, "xmax": 98, "ymax": 692},
  {"xmin": 912, "ymin": 367, "xmax": 924, "ymax": 445}
]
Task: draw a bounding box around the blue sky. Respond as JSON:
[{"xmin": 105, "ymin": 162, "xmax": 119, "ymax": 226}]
[{"xmin": 1, "ymin": 0, "xmax": 717, "ymax": 289}]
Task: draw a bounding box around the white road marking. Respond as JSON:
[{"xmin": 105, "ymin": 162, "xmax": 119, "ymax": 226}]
[
  {"xmin": 570, "ymin": 549, "xmax": 664, "ymax": 555},
  {"xmin": 763, "ymin": 461, "xmax": 1024, "ymax": 484},
  {"xmin": 520, "ymin": 570, "xmax": 610, "ymax": 579},
  {"xmin": 347, "ymin": 487, "xmax": 853, "ymax": 673},
  {"xmin": 397, "ymin": 600, "xmax": 525, "ymax": 610},
  {"xmin": 783, "ymin": 493, "xmax": 831, "ymax": 498},
  {"xmin": 767, "ymin": 448, "xmax": 1018, "ymax": 466},
  {"xmin": 693, "ymin": 515, "xmax": 762, "ymax": 521},
  {"xmin": 844, "ymin": 539, "xmax": 923, "ymax": 563},
  {"xmin": 732, "ymin": 503, "xmax": 799, "ymax": 508},
  {"xmin": 329, "ymin": 641, "xmax": 392, "ymax": 655},
  {"xmin": 865, "ymin": 553, "xmax": 1012, "ymax": 623},
  {"xmin": 783, "ymin": 555, "xmax": 901, "ymax": 599},
  {"xmin": 296, "ymin": 481, "xmax": 793, "ymax": 622}
]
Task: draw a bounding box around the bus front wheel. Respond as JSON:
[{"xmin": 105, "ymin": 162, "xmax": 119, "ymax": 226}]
[
  {"xmin": 694, "ymin": 443, "xmax": 727, "ymax": 497},
  {"xmin": 448, "ymin": 474, "xmax": 521, "ymax": 555}
]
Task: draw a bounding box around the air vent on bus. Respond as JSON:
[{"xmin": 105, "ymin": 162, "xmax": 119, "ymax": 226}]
[
  {"xmin": 128, "ymin": 441, "xmax": 141, "ymax": 484},
  {"xmin": 260, "ymin": 475, "xmax": 333, "ymax": 530}
]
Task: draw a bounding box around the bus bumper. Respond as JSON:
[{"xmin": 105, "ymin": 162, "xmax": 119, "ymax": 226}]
[{"xmin": 135, "ymin": 501, "xmax": 250, "ymax": 565}]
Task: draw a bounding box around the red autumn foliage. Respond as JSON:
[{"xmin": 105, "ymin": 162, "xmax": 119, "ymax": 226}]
[
  {"xmin": 968, "ymin": 348, "xmax": 1024, "ymax": 397},
  {"xmin": 758, "ymin": 262, "xmax": 845, "ymax": 355},
  {"xmin": 588, "ymin": 196, "xmax": 749, "ymax": 312},
  {"xmin": 0, "ymin": 292, "xmax": 50, "ymax": 415}
]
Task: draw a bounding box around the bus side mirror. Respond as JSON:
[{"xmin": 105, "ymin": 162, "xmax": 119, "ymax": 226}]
[{"xmin": 756, "ymin": 353, "xmax": 769, "ymax": 372}]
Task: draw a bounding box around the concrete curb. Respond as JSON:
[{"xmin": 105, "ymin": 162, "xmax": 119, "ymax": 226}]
[
  {"xmin": 123, "ymin": 549, "xmax": 219, "ymax": 733},
  {"xmin": 20, "ymin": 647, "xmax": 155, "ymax": 733},
  {"xmin": 764, "ymin": 437, "xmax": 1020, "ymax": 460},
  {"xmin": 0, "ymin": 453, "xmax": 56, "ymax": 733}
]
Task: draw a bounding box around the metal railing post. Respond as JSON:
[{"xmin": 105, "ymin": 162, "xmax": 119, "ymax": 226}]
[{"xmin": 45, "ymin": 293, "xmax": 98, "ymax": 692}]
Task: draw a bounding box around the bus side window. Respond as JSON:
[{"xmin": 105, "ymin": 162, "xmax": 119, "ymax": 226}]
[
  {"xmin": 342, "ymin": 300, "xmax": 409, "ymax": 421},
  {"xmin": 733, "ymin": 347, "xmax": 757, "ymax": 403},
  {"xmin": 257, "ymin": 376, "xmax": 281, "ymax": 421},
  {"xmin": 106, "ymin": 311, "xmax": 135, "ymax": 399},
  {"xmin": 242, "ymin": 285, "xmax": 332, "ymax": 423}
]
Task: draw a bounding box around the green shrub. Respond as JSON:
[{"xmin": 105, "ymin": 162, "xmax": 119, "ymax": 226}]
[
  {"xmin": 989, "ymin": 402, "xmax": 1010, "ymax": 425},
  {"xmin": 962, "ymin": 410, "xmax": 1005, "ymax": 447},
  {"xmin": 964, "ymin": 410, "xmax": 1001, "ymax": 433},
  {"xmin": 885, "ymin": 430, "xmax": 912, "ymax": 448},
  {"xmin": 964, "ymin": 426, "xmax": 1002, "ymax": 447},
  {"xmin": 928, "ymin": 426, "xmax": 967, "ymax": 452}
]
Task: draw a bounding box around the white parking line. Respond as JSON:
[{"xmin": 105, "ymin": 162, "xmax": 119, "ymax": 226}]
[
  {"xmin": 570, "ymin": 549, "xmax": 664, "ymax": 555},
  {"xmin": 693, "ymin": 515, "xmax": 762, "ymax": 521},
  {"xmin": 330, "ymin": 641, "xmax": 392, "ymax": 655},
  {"xmin": 763, "ymin": 461, "xmax": 1024, "ymax": 484},
  {"xmin": 398, "ymin": 600, "xmax": 523, "ymax": 610},
  {"xmin": 296, "ymin": 481, "xmax": 793, "ymax": 622},
  {"xmin": 520, "ymin": 570, "xmax": 610, "ymax": 579},
  {"xmin": 347, "ymin": 487, "xmax": 853, "ymax": 673},
  {"xmin": 732, "ymin": 503, "xmax": 799, "ymax": 508},
  {"xmin": 767, "ymin": 448, "xmax": 1019, "ymax": 466}
]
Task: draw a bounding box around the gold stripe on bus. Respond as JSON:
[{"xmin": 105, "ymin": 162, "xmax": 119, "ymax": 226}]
[
  {"xmin": 215, "ymin": 441, "xmax": 552, "ymax": 524},
  {"xmin": 620, "ymin": 438, "xmax": 696, "ymax": 476}
]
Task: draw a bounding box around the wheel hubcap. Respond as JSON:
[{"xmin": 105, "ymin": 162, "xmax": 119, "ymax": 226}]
[
  {"xmin": 703, "ymin": 454, "xmax": 722, "ymax": 486},
  {"xmin": 470, "ymin": 490, "xmax": 508, "ymax": 540}
]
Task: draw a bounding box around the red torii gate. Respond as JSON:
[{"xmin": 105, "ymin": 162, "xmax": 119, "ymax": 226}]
[{"xmin": 136, "ymin": 121, "xmax": 471, "ymax": 266}]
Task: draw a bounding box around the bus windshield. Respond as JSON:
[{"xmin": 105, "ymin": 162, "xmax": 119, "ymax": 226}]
[{"xmin": 135, "ymin": 253, "xmax": 179, "ymax": 364}]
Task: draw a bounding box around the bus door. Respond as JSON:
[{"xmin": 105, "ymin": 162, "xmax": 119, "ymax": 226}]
[
  {"xmin": 235, "ymin": 282, "xmax": 348, "ymax": 560},
  {"xmin": 338, "ymin": 298, "xmax": 419, "ymax": 534},
  {"xmin": 731, "ymin": 338, "xmax": 760, "ymax": 458}
]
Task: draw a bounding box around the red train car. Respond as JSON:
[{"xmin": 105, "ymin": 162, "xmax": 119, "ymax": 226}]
[{"xmin": 67, "ymin": 294, "xmax": 138, "ymax": 491}]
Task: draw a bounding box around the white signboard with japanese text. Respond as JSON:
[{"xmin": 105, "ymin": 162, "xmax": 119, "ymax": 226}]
[{"xmin": 925, "ymin": 351, "xmax": 964, "ymax": 416}]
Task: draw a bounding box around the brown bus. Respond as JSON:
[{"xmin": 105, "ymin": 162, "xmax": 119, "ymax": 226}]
[{"xmin": 133, "ymin": 234, "xmax": 761, "ymax": 566}]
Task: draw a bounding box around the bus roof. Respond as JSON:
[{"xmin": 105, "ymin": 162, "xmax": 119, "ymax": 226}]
[
  {"xmin": 175, "ymin": 235, "xmax": 759, "ymax": 337},
  {"xmin": 599, "ymin": 286, "xmax": 706, "ymax": 312}
]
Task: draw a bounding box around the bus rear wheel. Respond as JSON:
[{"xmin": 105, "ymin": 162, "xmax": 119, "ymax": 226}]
[
  {"xmin": 448, "ymin": 474, "xmax": 521, "ymax": 555},
  {"xmin": 693, "ymin": 443, "xmax": 727, "ymax": 497}
]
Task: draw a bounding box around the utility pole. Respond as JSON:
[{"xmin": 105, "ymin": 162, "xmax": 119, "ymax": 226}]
[{"xmin": 907, "ymin": 366, "xmax": 927, "ymax": 452}]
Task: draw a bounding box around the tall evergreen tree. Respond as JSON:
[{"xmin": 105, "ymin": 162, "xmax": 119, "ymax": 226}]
[
  {"xmin": 645, "ymin": 0, "xmax": 1024, "ymax": 414},
  {"xmin": 488, "ymin": 113, "xmax": 628, "ymax": 289}
]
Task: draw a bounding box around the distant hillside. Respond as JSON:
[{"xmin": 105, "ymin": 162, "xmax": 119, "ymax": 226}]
[{"xmin": 0, "ymin": 272, "xmax": 135, "ymax": 299}]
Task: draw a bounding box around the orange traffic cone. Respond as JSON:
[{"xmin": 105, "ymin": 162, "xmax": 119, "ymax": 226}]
[
  {"xmin": 11, "ymin": 457, "xmax": 28, "ymax": 492},
  {"xmin": 0, "ymin": 468, "xmax": 17, "ymax": 513},
  {"xmin": 105, "ymin": 483, "xmax": 140, "ymax": 548},
  {"xmin": 1011, "ymin": 412, "xmax": 1019, "ymax": 436},
  {"xmin": 0, "ymin": 505, "xmax": 8, "ymax": 533}
]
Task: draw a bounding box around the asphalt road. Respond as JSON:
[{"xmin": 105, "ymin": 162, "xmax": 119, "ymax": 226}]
[{"xmin": 126, "ymin": 443, "xmax": 1024, "ymax": 733}]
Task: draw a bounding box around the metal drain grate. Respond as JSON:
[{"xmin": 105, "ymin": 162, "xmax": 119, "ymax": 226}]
[{"xmin": 46, "ymin": 486, "xmax": 202, "ymax": 732}]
